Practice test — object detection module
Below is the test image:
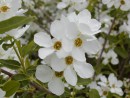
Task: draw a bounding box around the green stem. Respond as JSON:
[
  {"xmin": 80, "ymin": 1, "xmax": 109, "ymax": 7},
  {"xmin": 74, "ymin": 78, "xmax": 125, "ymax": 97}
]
[
  {"xmin": 11, "ymin": 40, "xmax": 26, "ymax": 73},
  {"xmin": 108, "ymin": 64, "xmax": 117, "ymax": 76},
  {"xmin": 30, "ymin": 77, "xmax": 51, "ymax": 94}
]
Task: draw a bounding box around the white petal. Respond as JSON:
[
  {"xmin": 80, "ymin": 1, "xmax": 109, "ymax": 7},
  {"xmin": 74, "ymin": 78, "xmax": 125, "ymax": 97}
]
[
  {"xmin": 115, "ymin": 88, "xmax": 124, "ymax": 96},
  {"xmin": 62, "ymin": 38, "xmax": 73, "ymax": 52},
  {"xmin": 98, "ymin": 82, "xmax": 107, "ymax": 87},
  {"xmin": 72, "ymin": 48, "xmax": 86, "ymax": 62},
  {"xmin": 34, "ymin": 32, "xmax": 53, "ymax": 47},
  {"xmin": 110, "ymin": 88, "xmax": 116, "ymax": 93},
  {"xmin": 67, "ymin": 12, "xmax": 78, "ymax": 23},
  {"xmin": 78, "ymin": 9, "xmax": 91, "ymax": 23},
  {"xmin": 56, "ymin": 49, "xmax": 69, "ymax": 58},
  {"xmin": 17, "ymin": 25, "xmax": 30, "ymax": 38},
  {"xmin": 67, "ymin": 22, "xmax": 79, "ymax": 39},
  {"xmin": 51, "ymin": 56, "xmax": 66, "ymax": 72},
  {"xmin": 64, "ymin": 66, "xmax": 77, "ymax": 86},
  {"xmin": 102, "ymin": 0, "xmax": 110, "ymax": 4},
  {"xmin": 35, "ymin": 65, "xmax": 54, "ymax": 83},
  {"xmin": 73, "ymin": 61, "xmax": 94, "ymax": 78},
  {"xmin": 116, "ymin": 80, "xmax": 123, "ymax": 87},
  {"xmin": 83, "ymin": 39, "xmax": 101, "ymax": 54},
  {"xmin": 89, "ymin": 19, "xmax": 101, "ymax": 32},
  {"xmin": 57, "ymin": 2, "xmax": 68, "ymax": 9},
  {"xmin": 108, "ymin": 73, "xmax": 117, "ymax": 86},
  {"xmin": 48, "ymin": 77, "xmax": 64, "ymax": 96},
  {"xmin": 0, "ymin": 89, "xmax": 5, "ymax": 98},
  {"xmin": 100, "ymin": 76, "xmax": 107, "ymax": 83},
  {"xmin": 111, "ymin": 58, "xmax": 119, "ymax": 65},
  {"xmin": 50, "ymin": 20, "xmax": 65, "ymax": 40},
  {"xmin": 79, "ymin": 23, "xmax": 93, "ymax": 35},
  {"xmin": 38, "ymin": 48, "xmax": 54, "ymax": 59}
]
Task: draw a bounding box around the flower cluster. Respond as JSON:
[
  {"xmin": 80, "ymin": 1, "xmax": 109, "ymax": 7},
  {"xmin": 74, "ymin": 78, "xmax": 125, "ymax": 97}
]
[
  {"xmin": 89, "ymin": 73, "xmax": 124, "ymax": 98},
  {"xmin": 57, "ymin": 0, "xmax": 88, "ymax": 12},
  {"xmin": 102, "ymin": 0, "xmax": 130, "ymax": 11},
  {"xmin": 1, "ymin": 0, "xmax": 130, "ymax": 97},
  {"xmin": 34, "ymin": 9, "xmax": 101, "ymax": 95}
]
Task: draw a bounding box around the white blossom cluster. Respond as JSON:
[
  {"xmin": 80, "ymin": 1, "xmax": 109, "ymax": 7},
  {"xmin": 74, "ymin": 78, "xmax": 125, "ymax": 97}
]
[
  {"xmin": 0, "ymin": 0, "xmax": 30, "ymax": 59},
  {"xmin": 34, "ymin": 9, "xmax": 101, "ymax": 95},
  {"xmin": 89, "ymin": 73, "xmax": 124, "ymax": 98},
  {"xmin": 0, "ymin": 0, "xmax": 130, "ymax": 97}
]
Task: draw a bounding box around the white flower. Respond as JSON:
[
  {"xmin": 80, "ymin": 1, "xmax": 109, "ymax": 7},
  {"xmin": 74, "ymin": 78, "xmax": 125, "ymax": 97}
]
[
  {"xmin": 57, "ymin": 0, "xmax": 88, "ymax": 12},
  {"xmin": 0, "ymin": 0, "xmax": 22, "ymax": 21},
  {"xmin": 97, "ymin": 86, "xmax": 110, "ymax": 98},
  {"xmin": 102, "ymin": 49, "xmax": 119, "ymax": 65},
  {"xmin": 102, "ymin": 0, "xmax": 130, "ymax": 11},
  {"xmin": 88, "ymin": 81, "xmax": 109, "ymax": 98},
  {"xmin": 35, "ymin": 65, "xmax": 65, "ymax": 95},
  {"xmin": 58, "ymin": 11, "xmax": 101, "ymax": 58},
  {"xmin": 120, "ymin": 14, "xmax": 130, "ymax": 38},
  {"xmin": 34, "ymin": 32, "xmax": 69, "ymax": 59},
  {"xmin": 67, "ymin": 9, "xmax": 101, "ymax": 38},
  {"xmin": 108, "ymin": 74, "xmax": 123, "ymax": 96},
  {"xmin": 0, "ymin": 89, "xmax": 5, "ymax": 98},
  {"xmin": 50, "ymin": 54, "xmax": 94, "ymax": 86}
]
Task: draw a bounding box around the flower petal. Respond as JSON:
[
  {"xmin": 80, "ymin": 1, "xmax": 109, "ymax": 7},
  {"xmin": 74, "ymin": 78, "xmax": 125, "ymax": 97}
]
[
  {"xmin": 64, "ymin": 66, "xmax": 77, "ymax": 86},
  {"xmin": 48, "ymin": 77, "xmax": 64, "ymax": 96},
  {"xmin": 38, "ymin": 48, "xmax": 54, "ymax": 59},
  {"xmin": 108, "ymin": 73, "xmax": 117, "ymax": 86},
  {"xmin": 72, "ymin": 48, "xmax": 86, "ymax": 62},
  {"xmin": 57, "ymin": 2, "xmax": 68, "ymax": 9},
  {"xmin": 79, "ymin": 23, "xmax": 93, "ymax": 35},
  {"xmin": 116, "ymin": 80, "xmax": 123, "ymax": 87},
  {"xmin": 34, "ymin": 32, "xmax": 53, "ymax": 47},
  {"xmin": 83, "ymin": 39, "xmax": 101, "ymax": 54},
  {"xmin": 62, "ymin": 38, "xmax": 73, "ymax": 52},
  {"xmin": 89, "ymin": 19, "xmax": 101, "ymax": 32},
  {"xmin": 0, "ymin": 89, "xmax": 5, "ymax": 98},
  {"xmin": 50, "ymin": 20, "xmax": 65, "ymax": 40},
  {"xmin": 67, "ymin": 12, "xmax": 78, "ymax": 23},
  {"xmin": 115, "ymin": 88, "xmax": 124, "ymax": 96},
  {"xmin": 35, "ymin": 65, "xmax": 54, "ymax": 83},
  {"xmin": 100, "ymin": 76, "xmax": 107, "ymax": 83},
  {"xmin": 78, "ymin": 9, "xmax": 91, "ymax": 23},
  {"xmin": 51, "ymin": 55, "xmax": 66, "ymax": 72},
  {"xmin": 73, "ymin": 61, "xmax": 94, "ymax": 78}
]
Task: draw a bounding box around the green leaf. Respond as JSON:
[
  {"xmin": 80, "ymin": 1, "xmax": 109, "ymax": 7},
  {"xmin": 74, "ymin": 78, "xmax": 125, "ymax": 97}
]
[
  {"xmin": 77, "ymin": 78, "xmax": 92, "ymax": 85},
  {"xmin": 22, "ymin": 41, "xmax": 37, "ymax": 57},
  {"xmin": 2, "ymin": 80, "xmax": 20, "ymax": 97},
  {"xmin": 114, "ymin": 47, "xmax": 128, "ymax": 58},
  {"xmin": 89, "ymin": 89, "xmax": 100, "ymax": 98},
  {"xmin": 12, "ymin": 74, "xmax": 29, "ymax": 81},
  {"xmin": 107, "ymin": 92, "xmax": 113, "ymax": 98},
  {"xmin": 0, "ymin": 59, "xmax": 20, "ymax": 69},
  {"xmin": 0, "ymin": 16, "xmax": 34, "ymax": 34}
]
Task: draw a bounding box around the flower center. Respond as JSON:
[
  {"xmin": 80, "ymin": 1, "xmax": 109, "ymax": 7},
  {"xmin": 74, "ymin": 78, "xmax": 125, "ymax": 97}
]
[
  {"xmin": 55, "ymin": 71, "xmax": 63, "ymax": 77},
  {"xmin": 74, "ymin": 38, "xmax": 83, "ymax": 47},
  {"xmin": 0, "ymin": 5, "xmax": 10, "ymax": 13},
  {"xmin": 65, "ymin": 56, "xmax": 73, "ymax": 65},
  {"xmin": 53, "ymin": 41, "xmax": 62, "ymax": 50},
  {"xmin": 103, "ymin": 91, "xmax": 108, "ymax": 96},
  {"xmin": 112, "ymin": 84, "xmax": 115, "ymax": 88},
  {"xmin": 120, "ymin": 0, "xmax": 125, "ymax": 5}
]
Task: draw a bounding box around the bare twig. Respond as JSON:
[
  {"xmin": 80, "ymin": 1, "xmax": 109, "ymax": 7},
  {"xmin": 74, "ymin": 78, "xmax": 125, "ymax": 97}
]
[
  {"xmin": 96, "ymin": 18, "xmax": 116, "ymax": 67},
  {"xmin": 1, "ymin": 69, "xmax": 14, "ymax": 77}
]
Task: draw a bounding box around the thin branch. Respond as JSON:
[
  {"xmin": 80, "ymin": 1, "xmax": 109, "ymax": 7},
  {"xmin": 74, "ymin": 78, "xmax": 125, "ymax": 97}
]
[
  {"xmin": 1, "ymin": 69, "xmax": 13, "ymax": 77},
  {"xmin": 1, "ymin": 68, "xmax": 52, "ymax": 94},
  {"xmin": 96, "ymin": 18, "xmax": 116, "ymax": 67}
]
